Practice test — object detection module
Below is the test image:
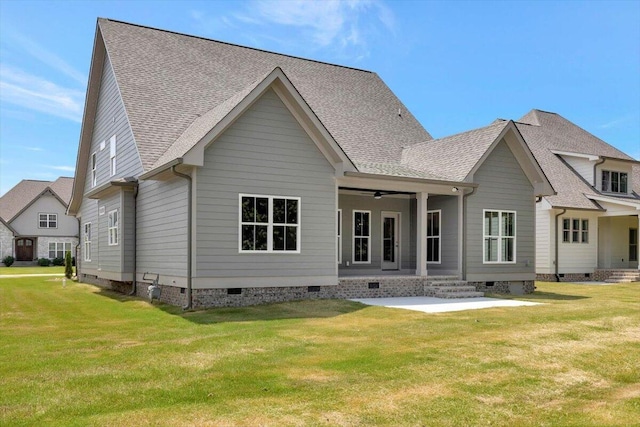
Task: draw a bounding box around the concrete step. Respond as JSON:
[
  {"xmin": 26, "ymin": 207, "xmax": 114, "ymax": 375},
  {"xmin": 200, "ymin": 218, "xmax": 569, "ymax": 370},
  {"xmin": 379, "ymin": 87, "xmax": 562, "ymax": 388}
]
[
  {"xmin": 427, "ymin": 280, "xmax": 468, "ymax": 286},
  {"xmin": 434, "ymin": 291, "xmax": 485, "ymax": 299},
  {"xmin": 426, "ymin": 275, "xmax": 460, "ymax": 282},
  {"xmin": 431, "ymin": 285, "xmax": 478, "ymax": 293},
  {"xmin": 605, "ymin": 278, "xmax": 635, "ymax": 283}
]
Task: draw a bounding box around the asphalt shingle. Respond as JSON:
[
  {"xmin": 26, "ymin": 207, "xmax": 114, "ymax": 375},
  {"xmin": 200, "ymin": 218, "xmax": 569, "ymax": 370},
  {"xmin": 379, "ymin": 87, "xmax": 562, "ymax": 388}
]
[
  {"xmin": 517, "ymin": 110, "xmax": 639, "ymax": 210},
  {"xmin": 99, "ymin": 19, "xmax": 432, "ymax": 172}
]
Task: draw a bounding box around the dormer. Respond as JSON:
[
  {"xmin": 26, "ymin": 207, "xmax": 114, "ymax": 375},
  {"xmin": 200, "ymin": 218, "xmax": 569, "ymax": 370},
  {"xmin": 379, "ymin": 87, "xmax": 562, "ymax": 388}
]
[
  {"xmin": 551, "ymin": 150, "xmax": 635, "ymax": 195},
  {"xmin": 595, "ymin": 159, "xmax": 633, "ymax": 196}
]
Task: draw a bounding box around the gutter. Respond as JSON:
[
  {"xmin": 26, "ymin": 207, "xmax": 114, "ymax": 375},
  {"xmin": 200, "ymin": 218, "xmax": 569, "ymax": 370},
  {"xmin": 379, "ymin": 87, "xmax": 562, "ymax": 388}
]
[
  {"xmin": 171, "ymin": 165, "xmax": 193, "ymax": 310},
  {"xmin": 139, "ymin": 158, "xmax": 182, "ymax": 180},
  {"xmin": 593, "ymin": 158, "xmax": 606, "ymax": 188},
  {"xmin": 461, "ymin": 186, "xmax": 478, "ymax": 280},
  {"xmin": 554, "ymin": 209, "xmax": 567, "ymax": 282},
  {"xmin": 128, "ymin": 186, "xmax": 139, "ymax": 296},
  {"xmin": 343, "ymin": 171, "xmax": 478, "ymax": 189}
]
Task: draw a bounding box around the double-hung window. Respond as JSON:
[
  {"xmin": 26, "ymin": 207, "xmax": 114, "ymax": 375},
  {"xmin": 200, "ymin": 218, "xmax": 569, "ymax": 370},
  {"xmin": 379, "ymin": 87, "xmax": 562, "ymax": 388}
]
[
  {"xmin": 39, "ymin": 213, "xmax": 57, "ymax": 229},
  {"xmin": 84, "ymin": 223, "xmax": 92, "ymax": 261},
  {"xmin": 483, "ymin": 210, "xmax": 516, "ymax": 263},
  {"xmin": 239, "ymin": 195, "xmax": 300, "ymax": 252},
  {"xmin": 49, "ymin": 242, "xmax": 71, "ymax": 259},
  {"xmin": 108, "ymin": 209, "xmax": 119, "ymax": 246},
  {"xmin": 91, "ymin": 152, "xmax": 97, "ymax": 187},
  {"xmin": 602, "ymin": 170, "xmax": 628, "ymax": 193},
  {"xmin": 353, "ymin": 210, "xmax": 371, "ymax": 263},
  {"xmin": 426, "ymin": 210, "xmax": 441, "ymax": 263},
  {"xmin": 109, "ymin": 135, "xmax": 117, "ymax": 176},
  {"xmin": 562, "ymin": 218, "xmax": 589, "ymax": 243}
]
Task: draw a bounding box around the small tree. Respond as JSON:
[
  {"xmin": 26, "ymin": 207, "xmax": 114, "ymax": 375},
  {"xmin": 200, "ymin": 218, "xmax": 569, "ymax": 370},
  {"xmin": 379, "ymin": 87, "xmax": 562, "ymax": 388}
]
[{"xmin": 64, "ymin": 251, "xmax": 73, "ymax": 279}]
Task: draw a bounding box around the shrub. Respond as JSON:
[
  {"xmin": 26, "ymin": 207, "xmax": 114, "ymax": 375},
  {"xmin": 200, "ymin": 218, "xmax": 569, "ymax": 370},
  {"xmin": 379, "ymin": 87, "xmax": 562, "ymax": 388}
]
[
  {"xmin": 64, "ymin": 251, "xmax": 73, "ymax": 279},
  {"xmin": 52, "ymin": 257, "xmax": 65, "ymax": 266},
  {"xmin": 2, "ymin": 255, "xmax": 14, "ymax": 267},
  {"xmin": 38, "ymin": 258, "xmax": 51, "ymax": 267}
]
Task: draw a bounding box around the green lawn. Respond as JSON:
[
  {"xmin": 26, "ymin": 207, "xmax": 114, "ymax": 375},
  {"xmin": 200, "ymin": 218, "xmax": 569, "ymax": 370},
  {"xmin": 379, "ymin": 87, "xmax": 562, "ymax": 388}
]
[
  {"xmin": 1, "ymin": 278, "xmax": 638, "ymax": 426},
  {"xmin": 0, "ymin": 266, "xmax": 65, "ymax": 275}
]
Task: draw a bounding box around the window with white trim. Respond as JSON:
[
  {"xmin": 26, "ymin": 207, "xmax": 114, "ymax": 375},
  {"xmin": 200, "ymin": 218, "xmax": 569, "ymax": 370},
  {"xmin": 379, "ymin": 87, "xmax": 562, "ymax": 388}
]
[
  {"xmin": 39, "ymin": 213, "xmax": 57, "ymax": 229},
  {"xmin": 337, "ymin": 209, "xmax": 342, "ymax": 264},
  {"xmin": 91, "ymin": 152, "xmax": 97, "ymax": 187},
  {"xmin": 601, "ymin": 170, "xmax": 628, "ymax": 193},
  {"xmin": 108, "ymin": 209, "xmax": 119, "ymax": 246},
  {"xmin": 109, "ymin": 135, "xmax": 117, "ymax": 176},
  {"xmin": 49, "ymin": 242, "xmax": 71, "ymax": 259},
  {"xmin": 483, "ymin": 210, "xmax": 516, "ymax": 263},
  {"xmin": 84, "ymin": 223, "xmax": 92, "ymax": 261},
  {"xmin": 353, "ymin": 210, "xmax": 371, "ymax": 263},
  {"xmin": 427, "ymin": 210, "xmax": 441, "ymax": 263},
  {"xmin": 562, "ymin": 218, "xmax": 589, "ymax": 243},
  {"xmin": 239, "ymin": 195, "xmax": 300, "ymax": 252}
]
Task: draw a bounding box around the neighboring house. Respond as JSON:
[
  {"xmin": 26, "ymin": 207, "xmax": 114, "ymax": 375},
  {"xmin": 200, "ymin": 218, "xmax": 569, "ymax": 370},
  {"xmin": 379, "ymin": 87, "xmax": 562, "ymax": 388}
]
[
  {"xmin": 511, "ymin": 110, "xmax": 640, "ymax": 281},
  {"xmin": 0, "ymin": 177, "xmax": 78, "ymax": 262},
  {"xmin": 68, "ymin": 19, "xmax": 553, "ymax": 308}
]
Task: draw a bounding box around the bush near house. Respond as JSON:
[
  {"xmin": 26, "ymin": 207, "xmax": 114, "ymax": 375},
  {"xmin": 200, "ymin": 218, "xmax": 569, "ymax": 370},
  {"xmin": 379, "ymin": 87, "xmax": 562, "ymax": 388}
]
[
  {"xmin": 52, "ymin": 257, "xmax": 65, "ymax": 266},
  {"xmin": 37, "ymin": 258, "xmax": 51, "ymax": 267},
  {"xmin": 2, "ymin": 256, "xmax": 14, "ymax": 267}
]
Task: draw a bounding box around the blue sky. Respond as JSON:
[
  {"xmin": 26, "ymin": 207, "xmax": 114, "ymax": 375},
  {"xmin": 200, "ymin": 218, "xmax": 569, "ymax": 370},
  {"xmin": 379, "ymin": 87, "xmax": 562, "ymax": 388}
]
[{"xmin": 1, "ymin": 0, "xmax": 638, "ymax": 196}]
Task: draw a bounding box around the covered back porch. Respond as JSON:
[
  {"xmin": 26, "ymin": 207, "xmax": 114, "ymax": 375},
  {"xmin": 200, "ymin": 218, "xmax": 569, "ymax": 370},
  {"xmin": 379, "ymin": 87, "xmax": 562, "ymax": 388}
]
[{"xmin": 336, "ymin": 174, "xmax": 475, "ymax": 282}]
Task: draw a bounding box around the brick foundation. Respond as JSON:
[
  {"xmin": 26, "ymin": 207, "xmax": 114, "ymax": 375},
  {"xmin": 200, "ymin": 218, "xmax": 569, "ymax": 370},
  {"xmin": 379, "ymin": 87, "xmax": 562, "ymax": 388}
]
[{"xmin": 86, "ymin": 274, "xmax": 537, "ymax": 309}]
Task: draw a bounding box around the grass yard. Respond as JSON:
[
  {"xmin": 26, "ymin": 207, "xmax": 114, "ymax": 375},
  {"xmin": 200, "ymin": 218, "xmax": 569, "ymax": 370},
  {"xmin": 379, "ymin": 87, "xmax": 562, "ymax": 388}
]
[
  {"xmin": 1, "ymin": 278, "xmax": 639, "ymax": 426},
  {"xmin": 0, "ymin": 266, "xmax": 65, "ymax": 275}
]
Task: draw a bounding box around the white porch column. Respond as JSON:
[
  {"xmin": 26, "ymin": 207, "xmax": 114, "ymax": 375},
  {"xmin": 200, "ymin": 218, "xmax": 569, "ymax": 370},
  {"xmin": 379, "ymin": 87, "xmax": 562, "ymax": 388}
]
[{"xmin": 416, "ymin": 192, "xmax": 428, "ymax": 277}]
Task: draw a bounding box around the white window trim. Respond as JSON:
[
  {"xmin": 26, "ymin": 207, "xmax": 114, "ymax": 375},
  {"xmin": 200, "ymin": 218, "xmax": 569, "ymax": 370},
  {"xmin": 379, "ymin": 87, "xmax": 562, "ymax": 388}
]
[
  {"xmin": 91, "ymin": 152, "xmax": 97, "ymax": 187},
  {"xmin": 109, "ymin": 135, "xmax": 117, "ymax": 176},
  {"xmin": 561, "ymin": 217, "xmax": 589, "ymax": 244},
  {"xmin": 426, "ymin": 209, "xmax": 441, "ymax": 264},
  {"xmin": 337, "ymin": 209, "xmax": 342, "ymax": 264},
  {"xmin": 482, "ymin": 209, "xmax": 517, "ymax": 264},
  {"xmin": 48, "ymin": 242, "xmax": 71, "ymax": 259},
  {"xmin": 238, "ymin": 194, "xmax": 301, "ymax": 254},
  {"xmin": 84, "ymin": 222, "xmax": 92, "ymax": 262},
  {"xmin": 601, "ymin": 170, "xmax": 628, "ymax": 194},
  {"xmin": 352, "ymin": 210, "xmax": 371, "ymax": 264},
  {"xmin": 38, "ymin": 213, "xmax": 58, "ymax": 229},
  {"xmin": 108, "ymin": 209, "xmax": 119, "ymax": 246}
]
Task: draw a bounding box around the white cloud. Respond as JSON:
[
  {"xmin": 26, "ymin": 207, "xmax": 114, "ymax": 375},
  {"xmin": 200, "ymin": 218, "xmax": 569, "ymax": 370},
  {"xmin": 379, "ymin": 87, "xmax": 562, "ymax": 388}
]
[
  {"xmin": 0, "ymin": 65, "xmax": 84, "ymax": 122},
  {"xmin": 191, "ymin": 0, "xmax": 396, "ymax": 61},
  {"xmin": 598, "ymin": 113, "xmax": 638, "ymax": 129},
  {"xmin": 24, "ymin": 147, "xmax": 44, "ymax": 152},
  {"xmin": 46, "ymin": 165, "xmax": 75, "ymax": 172},
  {"xmin": 5, "ymin": 30, "xmax": 87, "ymax": 86}
]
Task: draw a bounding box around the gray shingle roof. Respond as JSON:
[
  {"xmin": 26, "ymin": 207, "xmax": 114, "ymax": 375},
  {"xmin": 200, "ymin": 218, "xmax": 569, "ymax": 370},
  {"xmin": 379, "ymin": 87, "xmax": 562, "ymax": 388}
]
[
  {"xmin": 401, "ymin": 120, "xmax": 509, "ymax": 181},
  {"xmin": 516, "ymin": 110, "xmax": 639, "ymax": 210},
  {"xmin": 0, "ymin": 177, "xmax": 74, "ymax": 222},
  {"xmin": 99, "ymin": 18, "xmax": 432, "ymax": 172}
]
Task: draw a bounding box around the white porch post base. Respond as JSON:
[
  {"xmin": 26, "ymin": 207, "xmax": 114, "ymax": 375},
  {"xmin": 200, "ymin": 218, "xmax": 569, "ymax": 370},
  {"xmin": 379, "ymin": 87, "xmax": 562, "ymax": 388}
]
[{"xmin": 416, "ymin": 192, "xmax": 428, "ymax": 277}]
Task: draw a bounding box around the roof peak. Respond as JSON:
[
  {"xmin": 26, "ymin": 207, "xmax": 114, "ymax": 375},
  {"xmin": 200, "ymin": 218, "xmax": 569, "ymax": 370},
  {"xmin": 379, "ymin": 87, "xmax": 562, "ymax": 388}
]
[{"xmin": 99, "ymin": 18, "xmax": 374, "ymax": 75}]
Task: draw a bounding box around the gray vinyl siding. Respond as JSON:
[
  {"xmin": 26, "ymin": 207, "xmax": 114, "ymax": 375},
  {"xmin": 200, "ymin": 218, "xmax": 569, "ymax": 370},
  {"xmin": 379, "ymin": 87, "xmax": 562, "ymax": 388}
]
[
  {"xmin": 78, "ymin": 199, "xmax": 98, "ymax": 268},
  {"xmin": 78, "ymin": 55, "xmax": 142, "ymax": 278},
  {"xmin": 338, "ymin": 195, "xmax": 415, "ymax": 275},
  {"xmin": 427, "ymin": 195, "xmax": 458, "ymax": 273},
  {"xmin": 84, "ymin": 56, "xmax": 142, "ymax": 195},
  {"xmin": 465, "ymin": 139, "xmax": 535, "ymax": 278},
  {"xmin": 136, "ymin": 178, "xmax": 188, "ymax": 278},
  {"xmin": 195, "ymin": 89, "xmax": 336, "ymax": 279},
  {"xmin": 97, "ymin": 194, "xmax": 121, "ymax": 273}
]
